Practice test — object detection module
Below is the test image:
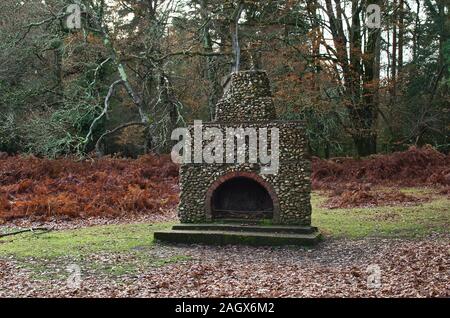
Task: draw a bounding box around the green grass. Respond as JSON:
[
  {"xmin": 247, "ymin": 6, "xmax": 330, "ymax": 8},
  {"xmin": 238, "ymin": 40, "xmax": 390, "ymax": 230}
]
[
  {"xmin": 0, "ymin": 222, "xmax": 189, "ymax": 280},
  {"xmin": 311, "ymin": 190, "xmax": 450, "ymax": 239},
  {"xmin": 0, "ymin": 222, "xmax": 173, "ymax": 259}
]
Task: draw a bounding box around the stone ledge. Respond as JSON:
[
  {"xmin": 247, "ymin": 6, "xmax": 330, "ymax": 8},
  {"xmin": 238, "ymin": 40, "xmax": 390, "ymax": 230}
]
[
  {"xmin": 172, "ymin": 223, "xmax": 318, "ymax": 234},
  {"xmin": 154, "ymin": 225, "xmax": 321, "ymax": 246}
]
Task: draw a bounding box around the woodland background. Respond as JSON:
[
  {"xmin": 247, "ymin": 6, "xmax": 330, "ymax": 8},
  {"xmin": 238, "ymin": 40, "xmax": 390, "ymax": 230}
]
[{"xmin": 0, "ymin": 0, "xmax": 448, "ymax": 159}]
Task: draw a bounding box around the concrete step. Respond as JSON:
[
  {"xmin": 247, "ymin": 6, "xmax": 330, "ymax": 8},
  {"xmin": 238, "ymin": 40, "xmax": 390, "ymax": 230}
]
[
  {"xmin": 172, "ymin": 223, "xmax": 317, "ymax": 234},
  {"xmin": 154, "ymin": 229, "xmax": 321, "ymax": 246}
]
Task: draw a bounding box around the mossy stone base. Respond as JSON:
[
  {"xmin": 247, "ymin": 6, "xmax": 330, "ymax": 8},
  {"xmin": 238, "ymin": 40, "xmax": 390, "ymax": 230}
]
[{"xmin": 154, "ymin": 223, "xmax": 321, "ymax": 246}]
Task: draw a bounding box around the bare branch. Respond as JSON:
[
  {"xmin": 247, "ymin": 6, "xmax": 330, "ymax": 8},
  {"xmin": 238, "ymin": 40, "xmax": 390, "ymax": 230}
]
[
  {"xmin": 0, "ymin": 227, "xmax": 52, "ymax": 238},
  {"xmin": 95, "ymin": 121, "xmax": 147, "ymax": 156},
  {"xmin": 84, "ymin": 79, "xmax": 124, "ymax": 144}
]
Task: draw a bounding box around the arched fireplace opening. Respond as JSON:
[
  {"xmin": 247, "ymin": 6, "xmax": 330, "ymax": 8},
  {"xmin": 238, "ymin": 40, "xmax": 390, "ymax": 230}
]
[{"xmin": 211, "ymin": 177, "xmax": 274, "ymax": 220}]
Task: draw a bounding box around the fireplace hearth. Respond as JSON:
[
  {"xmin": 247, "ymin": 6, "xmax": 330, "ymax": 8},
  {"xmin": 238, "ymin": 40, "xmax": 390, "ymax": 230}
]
[{"xmin": 211, "ymin": 177, "xmax": 274, "ymax": 220}]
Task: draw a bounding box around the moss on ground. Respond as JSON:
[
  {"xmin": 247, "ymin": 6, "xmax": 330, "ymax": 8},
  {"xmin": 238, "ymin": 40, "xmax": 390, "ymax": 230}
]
[
  {"xmin": 0, "ymin": 222, "xmax": 175, "ymax": 258},
  {"xmin": 311, "ymin": 190, "xmax": 449, "ymax": 239},
  {"xmin": 0, "ymin": 222, "xmax": 191, "ymax": 280}
]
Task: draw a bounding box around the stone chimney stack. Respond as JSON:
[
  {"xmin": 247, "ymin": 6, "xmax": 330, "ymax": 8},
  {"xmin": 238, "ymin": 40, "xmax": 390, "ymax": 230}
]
[{"xmin": 215, "ymin": 70, "xmax": 277, "ymax": 122}]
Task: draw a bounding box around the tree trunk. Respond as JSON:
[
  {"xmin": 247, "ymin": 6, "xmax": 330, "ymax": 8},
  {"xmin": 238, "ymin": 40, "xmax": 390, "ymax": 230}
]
[
  {"xmin": 354, "ymin": 135, "xmax": 377, "ymax": 157},
  {"xmin": 230, "ymin": 2, "xmax": 244, "ymax": 72},
  {"xmin": 200, "ymin": 0, "xmax": 221, "ymax": 120},
  {"xmin": 307, "ymin": 0, "xmax": 320, "ymax": 90},
  {"xmin": 398, "ymin": 0, "xmax": 404, "ymax": 71},
  {"xmin": 160, "ymin": 73, "xmax": 178, "ymax": 140},
  {"xmin": 349, "ymin": 0, "xmax": 378, "ymax": 157},
  {"xmin": 53, "ymin": 46, "xmax": 63, "ymax": 106},
  {"xmin": 357, "ymin": 0, "xmax": 382, "ymax": 156},
  {"xmin": 391, "ymin": 0, "xmax": 397, "ymax": 101},
  {"xmin": 413, "ymin": 0, "xmax": 420, "ymax": 61}
]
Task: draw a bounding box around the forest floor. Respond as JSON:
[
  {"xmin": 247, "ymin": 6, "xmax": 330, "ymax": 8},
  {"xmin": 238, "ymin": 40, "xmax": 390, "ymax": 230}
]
[{"xmin": 0, "ymin": 147, "xmax": 449, "ymax": 297}]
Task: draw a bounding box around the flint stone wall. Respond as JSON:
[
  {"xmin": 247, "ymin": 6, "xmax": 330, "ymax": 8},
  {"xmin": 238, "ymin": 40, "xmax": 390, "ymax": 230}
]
[
  {"xmin": 215, "ymin": 71, "xmax": 276, "ymax": 122},
  {"xmin": 178, "ymin": 70, "xmax": 312, "ymax": 226}
]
